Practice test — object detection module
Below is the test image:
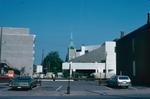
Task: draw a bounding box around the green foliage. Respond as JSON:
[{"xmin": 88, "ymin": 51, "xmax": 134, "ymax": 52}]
[
  {"xmin": 63, "ymin": 70, "xmax": 69, "ymax": 78},
  {"xmin": 41, "ymin": 51, "xmax": 63, "ymax": 74}
]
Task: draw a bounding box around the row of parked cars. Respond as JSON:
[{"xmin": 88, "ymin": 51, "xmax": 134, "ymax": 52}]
[
  {"xmin": 9, "ymin": 76, "xmax": 38, "ymax": 90},
  {"xmin": 8, "ymin": 75, "xmax": 131, "ymax": 90}
]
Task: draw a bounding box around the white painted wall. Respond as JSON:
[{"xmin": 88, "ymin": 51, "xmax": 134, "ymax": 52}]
[
  {"xmin": 36, "ymin": 65, "xmax": 43, "ymax": 73},
  {"xmin": 63, "ymin": 62, "xmax": 105, "ymax": 70},
  {"xmin": 62, "ymin": 62, "xmax": 106, "ymax": 78},
  {"xmin": 105, "ymin": 41, "xmax": 116, "ymax": 78}
]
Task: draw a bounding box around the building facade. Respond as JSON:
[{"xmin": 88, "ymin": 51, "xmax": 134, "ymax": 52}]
[
  {"xmin": 63, "ymin": 41, "xmax": 116, "ymax": 79},
  {"xmin": 0, "ymin": 27, "xmax": 35, "ymax": 76},
  {"xmin": 116, "ymin": 13, "xmax": 150, "ymax": 85}
]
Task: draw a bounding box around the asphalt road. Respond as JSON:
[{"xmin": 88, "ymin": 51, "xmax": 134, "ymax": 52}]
[
  {"xmin": 1, "ymin": 95, "xmax": 150, "ymax": 99},
  {"xmin": 0, "ymin": 80, "xmax": 150, "ymax": 99}
]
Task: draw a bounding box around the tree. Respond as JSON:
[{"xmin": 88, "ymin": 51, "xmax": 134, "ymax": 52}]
[{"xmin": 41, "ymin": 51, "xmax": 63, "ymax": 75}]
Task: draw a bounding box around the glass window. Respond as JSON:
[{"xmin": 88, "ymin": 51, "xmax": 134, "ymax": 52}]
[
  {"xmin": 119, "ymin": 76, "xmax": 129, "ymax": 80},
  {"xmin": 103, "ymin": 69, "xmax": 106, "ymax": 73}
]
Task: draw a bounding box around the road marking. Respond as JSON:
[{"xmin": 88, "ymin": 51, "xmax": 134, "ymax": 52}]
[
  {"xmin": 56, "ymin": 85, "xmax": 63, "ymax": 91},
  {"xmin": 104, "ymin": 86, "xmax": 113, "ymax": 90},
  {"xmin": 42, "ymin": 79, "xmax": 74, "ymax": 82},
  {"xmin": 85, "ymin": 89, "xmax": 107, "ymax": 95},
  {"xmin": 129, "ymin": 86, "xmax": 138, "ymax": 90}
]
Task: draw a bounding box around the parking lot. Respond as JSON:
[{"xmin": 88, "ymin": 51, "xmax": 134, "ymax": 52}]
[{"xmin": 0, "ymin": 80, "xmax": 150, "ymax": 96}]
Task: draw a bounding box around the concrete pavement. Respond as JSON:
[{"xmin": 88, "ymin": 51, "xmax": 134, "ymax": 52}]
[{"xmin": 0, "ymin": 81, "xmax": 150, "ymax": 97}]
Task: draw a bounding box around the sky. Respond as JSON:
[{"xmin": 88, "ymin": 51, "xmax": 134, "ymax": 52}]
[{"xmin": 0, "ymin": 0, "xmax": 150, "ymax": 64}]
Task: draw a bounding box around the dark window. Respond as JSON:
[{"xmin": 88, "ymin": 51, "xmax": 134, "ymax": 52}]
[
  {"xmin": 76, "ymin": 49, "xmax": 81, "ymax": 52},
  {"xmin": 108, "ymin": 69, "xmax": 114, "ymax": 72},
  {"xmin": 103, "ymin": 69, "xmax": 106, "ymax": 73},
  {"xmin": 101, "ymin": 60, "xmax": 106, "ymax": 63},
  {"xmin": 119, "ymin": 76, "xmax": 129, "ymax": 80},
  {"xmin": 85, "ymin": 50, "xmax": 89, "ymax": 53}
]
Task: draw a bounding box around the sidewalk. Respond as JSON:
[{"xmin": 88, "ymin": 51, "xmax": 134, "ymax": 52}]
[{"xmin": 91, "ymin": 88, "xmax": 150, "ymax": 96}]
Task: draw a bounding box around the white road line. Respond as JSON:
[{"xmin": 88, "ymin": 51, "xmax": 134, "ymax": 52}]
[
  {"xmin": 42, "ymin": 79, "xmax": 74, "ymax": 82},
  {"xmin": 56, "ymin": 85, "xmax": 63, "ymax": 91}
]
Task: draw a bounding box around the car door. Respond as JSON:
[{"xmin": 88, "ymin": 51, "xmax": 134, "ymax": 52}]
[{"xmin": 108, "ymin": 76, "xmax": 116, "ymax": 87}]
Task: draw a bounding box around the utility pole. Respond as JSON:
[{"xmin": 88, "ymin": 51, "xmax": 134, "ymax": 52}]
[
  {"xmin": 67, "ymin": 62, "xmax": 71, "ymax": 94},
  {"xmin": 0, "ymin": 27, "xmax": 3, "ymax": 63},
  {"xmin": 38, "ymin": 49, "xmax": 44, "ymax": 86},
  {"xmin": 105, "ymin": 52, "xmax": 107, "ymax": 79},
  {"xmin": 41, "ymin": 49, "xmax": 44, "ymax": 64},
  {"xmin": 99, "ymin": 72, "xmax": 101, "ymax": 86}
]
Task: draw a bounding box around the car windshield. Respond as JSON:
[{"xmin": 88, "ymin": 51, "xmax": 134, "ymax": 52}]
[
  {"xmin": 119, "ymin": 76, "xmax": 129, "ymax": 80},
  {"xmin": 14, "ymin": 77, "xmax": 32, "ymax": 82}
]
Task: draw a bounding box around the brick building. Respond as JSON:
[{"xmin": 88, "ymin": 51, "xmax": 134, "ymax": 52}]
[{"xmin": 116, "ymin": 13, "xmax": 150, "ymax": 85}]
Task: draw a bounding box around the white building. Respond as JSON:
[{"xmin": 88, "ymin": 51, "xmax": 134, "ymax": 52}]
[
  {"xmin": 63, "ymin": 41, "xmax": 116, "ymax": 79},
  {"xmin": 76, "ymin": 45, "xmax": 101, "ymax": 57},
  {"xmin": 36, "ymin": 65, "xmax": 43, "ymax": 73}
]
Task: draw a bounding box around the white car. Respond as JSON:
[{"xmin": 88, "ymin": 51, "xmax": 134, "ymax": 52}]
[{"xmin": 107, "ymin": 75, "xmax": 131, "ymax": 88}]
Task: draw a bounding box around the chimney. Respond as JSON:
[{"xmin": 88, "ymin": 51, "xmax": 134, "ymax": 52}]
[
  {"xmin": 147, "ymin": 13, "xmax": 150, "ymax": 24},
  {"xmin": 120, "ymin": 31, "xmax": 125, "ymax": 39}
]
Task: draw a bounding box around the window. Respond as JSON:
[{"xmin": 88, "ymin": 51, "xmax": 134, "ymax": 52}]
[
  {"xmin": 76, "ymin": 49, "xmax": 81, "ymax": 52},
  {"xmin": 101, "ymin": 60, "xmax": 106, "ymax": 63},
  {"xmin": 103, "ymin": 69, "xmax": 106, "ymax": 73},
  {"xmin": 108, "ymin": 69, "xmax": 114, "ymax": 72},
  {"xmin": 119, "ymin": 76, "xmax": 129, "ymax": 80},
  {"xmin": 85, "ymin": 50, "xmax": 89, "ymax": 53}
]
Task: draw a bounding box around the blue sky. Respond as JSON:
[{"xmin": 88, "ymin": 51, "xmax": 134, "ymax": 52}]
[{"xmin": 0, "ymin": 0, "xmax": 150, "ymax": 64}]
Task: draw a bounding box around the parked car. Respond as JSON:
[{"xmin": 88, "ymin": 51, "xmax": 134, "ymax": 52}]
[
  {"xmin": 9, "ymin": 76, "xmax": 37, "ymax": 90},
  {"xmin": 107, "ymin": 75, "xmax": 131, "ymax": 88}
]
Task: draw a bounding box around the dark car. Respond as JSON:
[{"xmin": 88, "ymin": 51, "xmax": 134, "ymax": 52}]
[
  {"xmin": 9, "ymin": 76, "xmax": 37, "ymax": 90},
  {"xmin": 107, "ymin": 75, "xmax": 131, "ymax": 88}
]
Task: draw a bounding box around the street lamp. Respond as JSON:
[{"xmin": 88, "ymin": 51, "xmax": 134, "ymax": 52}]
[
  {"xmin": 99, "ymin": 72, "xmax": 101, "ymax": 86},
  {"xmin": 105, "ymin": 52, "xmax": 107, "ymax": 79},
  {"xmin": 67, "ymin": 62, "xmax": 71, "ymax": 94}
]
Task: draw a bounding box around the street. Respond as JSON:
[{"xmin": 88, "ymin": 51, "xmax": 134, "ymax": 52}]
[{"xmin": 0, "ymin": 80, "xmax": 150, "ymax": 99}]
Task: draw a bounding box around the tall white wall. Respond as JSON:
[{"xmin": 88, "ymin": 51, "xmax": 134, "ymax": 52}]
[
  {"xmin": 105, "ymin": 41, "xmax": 116, "ymax": 78},
  {"xmin": 79, "ymin": 46, "xmax": 86, "ymax": 56}
]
